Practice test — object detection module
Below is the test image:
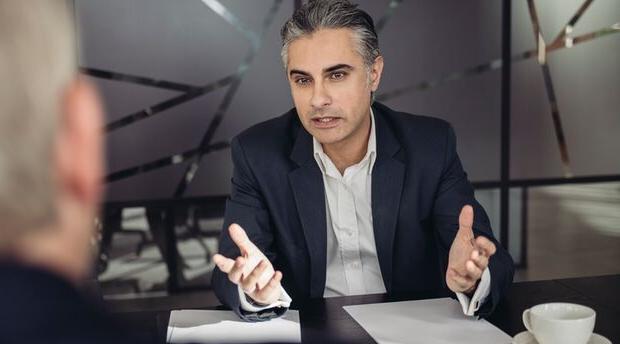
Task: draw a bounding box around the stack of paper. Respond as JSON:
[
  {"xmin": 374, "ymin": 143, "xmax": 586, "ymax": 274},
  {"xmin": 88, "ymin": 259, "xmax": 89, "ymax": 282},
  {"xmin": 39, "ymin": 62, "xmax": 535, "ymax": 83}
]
[
  {"xmin": 167, "ymin": 309, "xmax": 301, "ymax": 343},
  {"xmin": 343, "ymin": 297, "xmax": 512, "ymax": 344}
]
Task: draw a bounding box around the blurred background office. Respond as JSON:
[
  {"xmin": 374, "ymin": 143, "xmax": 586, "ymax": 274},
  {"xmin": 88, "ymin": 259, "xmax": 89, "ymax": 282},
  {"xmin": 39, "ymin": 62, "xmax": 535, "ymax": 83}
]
[{"xmin": 71, "ymin": 0, "xmax": 619, "ymax": 306}]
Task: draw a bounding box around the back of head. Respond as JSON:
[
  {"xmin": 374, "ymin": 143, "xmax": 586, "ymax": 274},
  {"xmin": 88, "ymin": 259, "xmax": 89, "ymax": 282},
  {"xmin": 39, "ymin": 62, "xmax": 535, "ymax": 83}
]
[{"xmin": 0, "ymin": 0, "xmax": 76, "ymax": 250}]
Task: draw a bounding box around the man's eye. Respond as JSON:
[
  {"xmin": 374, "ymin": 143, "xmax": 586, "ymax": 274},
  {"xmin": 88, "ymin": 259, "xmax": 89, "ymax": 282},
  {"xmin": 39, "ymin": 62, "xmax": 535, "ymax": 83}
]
[
  {"xmin": 330, "ymin": 72, "xmax": 346, "ymax": 80},
  {"xmin": 295, "ymin": 78, "xmax": 310, "ymax": 85}
]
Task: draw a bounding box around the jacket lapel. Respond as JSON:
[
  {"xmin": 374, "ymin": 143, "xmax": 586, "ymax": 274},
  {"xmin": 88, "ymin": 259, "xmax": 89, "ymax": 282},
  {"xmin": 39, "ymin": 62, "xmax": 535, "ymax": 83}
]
[
  {"xmin": 371, "ymin": 105, "xmax": 405, "ymax": 292},
  {"xmin": 288, "ymin": 124, "xmax": 327, "ymax": 298}
]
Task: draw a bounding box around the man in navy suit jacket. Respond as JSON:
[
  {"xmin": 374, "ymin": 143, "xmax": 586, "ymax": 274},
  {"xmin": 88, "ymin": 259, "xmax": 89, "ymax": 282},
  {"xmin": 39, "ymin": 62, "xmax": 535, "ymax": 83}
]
[{"xmin": 213, "ymin": 0, "xmax": 514, "ymax": 321}]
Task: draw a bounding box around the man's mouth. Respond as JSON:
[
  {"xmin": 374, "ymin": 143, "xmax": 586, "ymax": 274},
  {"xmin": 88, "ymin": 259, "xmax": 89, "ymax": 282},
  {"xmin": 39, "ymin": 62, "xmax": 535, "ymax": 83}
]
[
  {"xmin": 311, "ymin": 117, "xmax": 341, "ymax": 128},
  {"xmin": 314, "ymin": 117, "xmax": 338, "ymax": 123}
]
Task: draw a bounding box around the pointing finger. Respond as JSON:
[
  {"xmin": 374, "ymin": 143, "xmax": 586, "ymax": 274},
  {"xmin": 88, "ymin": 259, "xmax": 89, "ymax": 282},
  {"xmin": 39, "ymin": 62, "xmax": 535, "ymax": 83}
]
[{"xmin": 229, "ymin": 223, "xmax": 256, "ymax": 255}]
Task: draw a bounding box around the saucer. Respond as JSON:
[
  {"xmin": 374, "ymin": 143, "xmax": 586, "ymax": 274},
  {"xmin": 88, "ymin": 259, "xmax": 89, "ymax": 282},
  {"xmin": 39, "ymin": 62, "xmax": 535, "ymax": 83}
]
[{"xmin": 512, "ymin": 331, "xmax": 611, "ymax": 344}]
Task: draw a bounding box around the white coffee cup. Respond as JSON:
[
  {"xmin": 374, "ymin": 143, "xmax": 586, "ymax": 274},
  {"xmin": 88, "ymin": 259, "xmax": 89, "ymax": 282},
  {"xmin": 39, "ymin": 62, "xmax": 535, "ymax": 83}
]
[{"xmin": 522, "ymin": 303, "xmax": 596, "ymax": 344}]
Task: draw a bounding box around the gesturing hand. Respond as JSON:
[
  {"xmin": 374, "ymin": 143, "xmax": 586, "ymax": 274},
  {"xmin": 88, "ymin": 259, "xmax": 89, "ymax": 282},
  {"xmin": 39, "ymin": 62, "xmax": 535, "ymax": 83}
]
[
  {"xmin": 213, "ymin": 224, "xmax": 283, "ymax": 305},
  {"xmin": 446, "ymin": 205, "xmax": 496, "ymax": 294}
]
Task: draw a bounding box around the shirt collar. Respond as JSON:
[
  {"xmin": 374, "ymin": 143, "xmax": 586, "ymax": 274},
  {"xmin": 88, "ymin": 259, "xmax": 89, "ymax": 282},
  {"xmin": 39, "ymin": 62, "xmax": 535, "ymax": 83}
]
[{"xmin": 313, "ymin": 108, "xmax": 377, "ymax": 176}]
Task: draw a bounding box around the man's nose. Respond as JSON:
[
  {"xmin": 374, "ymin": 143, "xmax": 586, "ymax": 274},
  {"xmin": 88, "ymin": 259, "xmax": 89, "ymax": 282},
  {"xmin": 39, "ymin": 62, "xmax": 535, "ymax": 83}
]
[{"xmin": 310, "ymin": 81, "xmax": 331, "ymax": 109}]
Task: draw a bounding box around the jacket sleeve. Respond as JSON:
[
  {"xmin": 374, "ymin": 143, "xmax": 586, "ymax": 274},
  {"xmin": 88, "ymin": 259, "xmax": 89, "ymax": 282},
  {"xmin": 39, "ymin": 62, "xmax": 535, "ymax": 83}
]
[
  {"xmin": 431, "ymin": 123, "xmax": 514, "ymax": 318},
  {"xmin": 211, "ymin": 136, "xmax": 288, "ymax": 321}
]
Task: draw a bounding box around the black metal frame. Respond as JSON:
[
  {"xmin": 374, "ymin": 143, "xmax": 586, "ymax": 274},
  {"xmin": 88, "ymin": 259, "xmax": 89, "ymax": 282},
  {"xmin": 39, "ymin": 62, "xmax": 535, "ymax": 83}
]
[
  {"xmin": 473, "ymin": 174, "xmax": 620, "ymax": 189},
  {"xmin": 500, "ymin": 0, "xmax": 512, "ymax": 253},
  {"xmin": 521, "ymin": 187, "xmax": 529, "ymax": 269}
]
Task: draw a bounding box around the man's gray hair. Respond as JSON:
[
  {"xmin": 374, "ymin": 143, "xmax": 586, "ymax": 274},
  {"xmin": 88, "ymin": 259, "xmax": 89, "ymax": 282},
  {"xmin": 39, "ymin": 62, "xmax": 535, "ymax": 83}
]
[
  {"xmin": 280, "ymin": 0, "xmax": 380, "ymax": 71},
  {"xmin": 0, "ymin": 0, "xmax": 76, "ymax": 247}
]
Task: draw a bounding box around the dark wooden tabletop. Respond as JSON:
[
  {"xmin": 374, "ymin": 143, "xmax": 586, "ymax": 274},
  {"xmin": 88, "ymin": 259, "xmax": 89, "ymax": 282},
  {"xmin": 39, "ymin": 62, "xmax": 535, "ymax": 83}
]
[{"xmin": 114, "ymin": 274, "xmax": 620, "ymax": 343}]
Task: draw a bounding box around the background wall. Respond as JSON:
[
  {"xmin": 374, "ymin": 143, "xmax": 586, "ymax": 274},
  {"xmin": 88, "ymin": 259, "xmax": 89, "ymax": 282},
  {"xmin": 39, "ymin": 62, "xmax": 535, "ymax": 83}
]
[
  {"xmin": 75, "ymin": 0, "xmax": 619, "ymax": 202},
  {"xmin": 511, "ymin": 0, "xmax": 620, "ymax": 179},
  {"xmin": 79, "ymin": 0, "xmax": 499, "ymax": 201},
  {"xmin": 77, "ymin": 0, "xmax": 619, "ymax": 296}
]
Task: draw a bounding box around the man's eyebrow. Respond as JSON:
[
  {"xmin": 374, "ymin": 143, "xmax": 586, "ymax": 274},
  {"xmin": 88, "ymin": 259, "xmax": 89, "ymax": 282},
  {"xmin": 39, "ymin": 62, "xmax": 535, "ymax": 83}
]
[
  {"xmin": 289, "ymin": 69, "xmax": 311, "ymax": 77},
  {"xmin": 323, "ymin": 64, "xmax": 353, "ymax": 73},
  {"xmin": 289, "ymin": 64, "xmax": 354, "ymax": 78}
]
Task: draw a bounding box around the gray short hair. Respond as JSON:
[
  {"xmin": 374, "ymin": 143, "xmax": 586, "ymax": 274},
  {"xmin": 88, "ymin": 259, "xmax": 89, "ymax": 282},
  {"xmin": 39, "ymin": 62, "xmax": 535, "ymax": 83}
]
[
  {"xmin": 0, "ymin": 0, "xmax": 76, "ymax": 247},
  {"xmin": 280, "ymin": 0, "xmax": 380, "ymax": 71}
]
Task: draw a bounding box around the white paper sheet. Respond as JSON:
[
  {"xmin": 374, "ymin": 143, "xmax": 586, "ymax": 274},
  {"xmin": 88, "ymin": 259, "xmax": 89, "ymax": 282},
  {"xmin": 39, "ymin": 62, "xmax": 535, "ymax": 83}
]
[
  {"xmin": 167, "ymin": 309, "xmax": 301, "ymax": 343},
  {"xmin": 343, "ymin": 297, "xmax": 512, "ymax": 344}
]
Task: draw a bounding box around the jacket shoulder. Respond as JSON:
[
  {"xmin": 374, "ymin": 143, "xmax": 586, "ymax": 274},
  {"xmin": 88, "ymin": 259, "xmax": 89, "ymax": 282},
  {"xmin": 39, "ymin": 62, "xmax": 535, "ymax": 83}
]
[
  {"xmin": 232, "ymin": 108, "xmax": 300, "ymax": 160},
  {"xmin": 373, "ymin": 102, "xmax": 452, "ymax": 142}
]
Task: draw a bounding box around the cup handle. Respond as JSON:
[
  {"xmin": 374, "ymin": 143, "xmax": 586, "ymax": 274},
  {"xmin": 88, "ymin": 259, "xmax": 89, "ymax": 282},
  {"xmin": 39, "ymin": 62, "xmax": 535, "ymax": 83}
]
[{"xmin": 522, "ymin": 309, "xmax": 532, "ymax": 332}]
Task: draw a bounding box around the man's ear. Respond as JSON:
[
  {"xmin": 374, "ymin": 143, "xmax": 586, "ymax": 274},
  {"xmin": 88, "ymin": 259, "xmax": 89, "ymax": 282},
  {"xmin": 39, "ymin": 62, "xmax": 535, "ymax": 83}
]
[
  {"xmin": 369, "ymin": 55, "xmax": 384, "ymax": 92},
  {"xmin": 55, "ymin": 77, "xmax": 104, "ymax": 206}
]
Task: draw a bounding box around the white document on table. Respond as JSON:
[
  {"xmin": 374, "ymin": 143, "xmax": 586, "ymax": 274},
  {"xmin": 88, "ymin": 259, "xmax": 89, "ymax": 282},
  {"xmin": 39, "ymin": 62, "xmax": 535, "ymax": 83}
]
[
  {"xmin": 343, "ymin": 297, "xmax": 512, "ymax": 344},
  {"xmin": 167, "ymin": 309, "xmax": 301, "ymax": 343}
]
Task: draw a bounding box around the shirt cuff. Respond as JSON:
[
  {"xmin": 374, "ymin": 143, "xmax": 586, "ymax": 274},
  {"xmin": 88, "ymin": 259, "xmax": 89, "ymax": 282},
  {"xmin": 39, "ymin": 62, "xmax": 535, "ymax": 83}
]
[
  {"xmin": 455, "ymin": 267, "xmax": 491, "ymax": 316},
  {"xmin": 237, "ymin": 285, "xmax": 292, "ymax": 313}
]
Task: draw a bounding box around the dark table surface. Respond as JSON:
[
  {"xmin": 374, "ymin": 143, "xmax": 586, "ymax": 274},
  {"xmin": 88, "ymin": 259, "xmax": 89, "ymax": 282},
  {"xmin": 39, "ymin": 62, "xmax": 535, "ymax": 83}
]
[{"xmin": 115, "ymin": 274, "xmax": 620, "ymax": 343}]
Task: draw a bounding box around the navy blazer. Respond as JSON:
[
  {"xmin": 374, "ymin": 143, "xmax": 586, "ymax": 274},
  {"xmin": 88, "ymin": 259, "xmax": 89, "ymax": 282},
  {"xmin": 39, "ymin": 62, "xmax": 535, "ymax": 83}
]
[
  {"xmin": 213, "ymin": 102, "xmax": 514, "ymax": 320},
  {"xmin": 0, "ymin": 262, "xmax": 149, "ymax": 344}
]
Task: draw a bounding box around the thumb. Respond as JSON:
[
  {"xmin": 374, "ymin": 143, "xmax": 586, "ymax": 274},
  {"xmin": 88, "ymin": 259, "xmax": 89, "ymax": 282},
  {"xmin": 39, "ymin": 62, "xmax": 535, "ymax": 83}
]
[
  {"xmin": 458, "ymin": 205, "xmax": 474, "ymax": 237},
  {"xmin": 229, "ymin": 223, "xmax": 256, "ymax": 255},
  {"xmin": 212, "ymin": 254, "xmax": 235, "ymax": 273}
]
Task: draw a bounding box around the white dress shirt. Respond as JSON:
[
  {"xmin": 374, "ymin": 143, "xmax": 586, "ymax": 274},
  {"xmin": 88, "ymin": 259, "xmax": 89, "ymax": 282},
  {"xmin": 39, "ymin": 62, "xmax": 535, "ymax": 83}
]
[
  {"xmin": 313, "ymin": 110, "xmax": 386, "ymax": 297},
  {"xmin": 239, "ymin": 109, "xmax": 490, "ymax": 316}
]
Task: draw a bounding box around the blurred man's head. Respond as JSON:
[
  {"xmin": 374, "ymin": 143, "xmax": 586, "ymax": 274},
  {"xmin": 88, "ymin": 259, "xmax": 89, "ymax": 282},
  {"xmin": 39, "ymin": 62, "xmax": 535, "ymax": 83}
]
[
  {"xmin": 280, "ymin": 0, "xmax": 384, "ymax": 151},
  {"xmin": 0, "ymin": 0, "xmax": 104, "ymax": 282}
]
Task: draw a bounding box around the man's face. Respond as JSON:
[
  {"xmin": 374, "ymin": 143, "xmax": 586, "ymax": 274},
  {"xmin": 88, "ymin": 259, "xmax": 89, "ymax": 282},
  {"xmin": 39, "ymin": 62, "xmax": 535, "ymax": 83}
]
[
  {"xmin": 55, "ymin": 78, "xmax": 105, "ymax": 280},
  {"xmin": 286, "ymin": 28, "xmax": 383, "ymax": 147}
]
